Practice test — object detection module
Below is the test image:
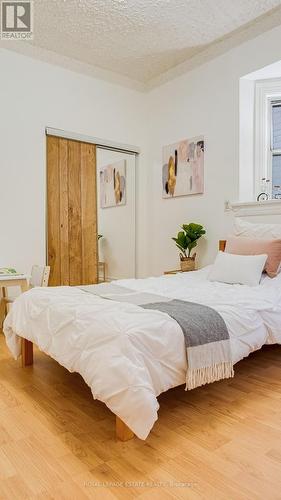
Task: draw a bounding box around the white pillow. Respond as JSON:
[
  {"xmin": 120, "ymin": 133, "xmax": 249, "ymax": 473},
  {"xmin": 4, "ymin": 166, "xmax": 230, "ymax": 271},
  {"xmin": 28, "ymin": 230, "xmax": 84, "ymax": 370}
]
[
  {"xmin": 209, "ymin": 251, "xmax": 267, "ymax": 286},
  {"xmin": 234, "ymin": 218, "xmax": 281, "ymax": 239}
]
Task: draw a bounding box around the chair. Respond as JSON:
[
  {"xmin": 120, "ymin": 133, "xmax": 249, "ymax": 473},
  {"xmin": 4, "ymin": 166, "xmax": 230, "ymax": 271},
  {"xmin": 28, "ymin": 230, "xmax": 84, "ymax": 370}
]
[
  {"xmin": 3, "ymin": 265, "xmax": 50, "ymax": 313},
  {"xmin": 98, "ymin": 261, "xmax": 107, "ymax": 283},
  {"xmin": 29, "ymin": 265, "xmax": 50, "ymax": 288}
]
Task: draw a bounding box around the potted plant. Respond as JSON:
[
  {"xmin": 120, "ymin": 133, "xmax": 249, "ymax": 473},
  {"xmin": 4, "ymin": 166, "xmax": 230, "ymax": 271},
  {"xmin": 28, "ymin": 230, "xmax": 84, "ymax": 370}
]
[{"xmin": 172, "ymin": 223, "xmax": 206, "ymax": 272}]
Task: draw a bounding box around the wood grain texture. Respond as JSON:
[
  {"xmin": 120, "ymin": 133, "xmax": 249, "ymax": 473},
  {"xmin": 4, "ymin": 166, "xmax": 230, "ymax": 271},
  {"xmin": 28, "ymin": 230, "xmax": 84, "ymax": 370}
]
[
  {"xmin": 80, "ymin": 143, "xmax": 98, "ymax": 285},
  {"xmin": 59, "ymin": 138, "xmax": 70, "ymax": 286},
  {"xmin": 47, "ymin": 136, "xmax": 98, "ymax": 286},
  {"xmin": 47, "ymin": 136, "xmax": 61, "ymax": 286},
  {"xmin": 68, "ymin": 140, "xmax": 82, "ymax": 286},
  {"xmin": 1, "ymin": 334, "xmax": 281, "ymax": 498}
]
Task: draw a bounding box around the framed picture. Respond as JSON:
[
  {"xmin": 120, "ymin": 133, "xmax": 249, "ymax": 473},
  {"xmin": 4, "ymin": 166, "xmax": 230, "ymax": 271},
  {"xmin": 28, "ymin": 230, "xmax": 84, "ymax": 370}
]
[
  {"xmin": 100, "ymin": 160, "xmax": 126, "ymax": 208},
  {"xmin": 162, "ymin": 136, "xmax": 204, "ymax": 198}
]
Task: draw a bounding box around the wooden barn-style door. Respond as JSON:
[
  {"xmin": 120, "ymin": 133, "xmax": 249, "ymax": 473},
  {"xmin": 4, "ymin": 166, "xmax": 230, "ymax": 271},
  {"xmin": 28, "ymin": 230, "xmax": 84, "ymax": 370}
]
[{"xmin": 46, "ymin": 135, "xmax": 98, "ymax": 286}]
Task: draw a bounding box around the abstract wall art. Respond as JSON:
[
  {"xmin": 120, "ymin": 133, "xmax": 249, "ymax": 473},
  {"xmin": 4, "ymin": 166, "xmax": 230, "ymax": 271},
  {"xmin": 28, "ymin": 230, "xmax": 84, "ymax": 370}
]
[
  {"xmin": 162, "ymin": 136, "xmax": 204, "ymax": 198},
  {"xmin": 100, "ymin": 160, "xmax": 126, "ymax": 208}
]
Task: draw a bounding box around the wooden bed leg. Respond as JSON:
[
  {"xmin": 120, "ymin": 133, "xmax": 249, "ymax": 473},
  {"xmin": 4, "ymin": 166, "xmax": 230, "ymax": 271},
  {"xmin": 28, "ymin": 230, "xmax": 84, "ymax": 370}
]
[
  {"xmin": 21, "ymin": 338, "xmax": 33, "ymax": 367},
  {"xmin": 116, "ymin": 416, "xmax": 134, "ymax": 441}
]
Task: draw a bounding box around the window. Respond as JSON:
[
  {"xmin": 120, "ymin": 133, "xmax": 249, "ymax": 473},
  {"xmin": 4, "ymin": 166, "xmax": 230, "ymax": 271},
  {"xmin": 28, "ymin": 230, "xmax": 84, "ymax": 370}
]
[
  {"xmin": 254, "ymin": 80, "xmax": 281, "ymax": 201},
  {"xmin": 271, "ymin": 102, "xmax": 281, "ymax": 198}
]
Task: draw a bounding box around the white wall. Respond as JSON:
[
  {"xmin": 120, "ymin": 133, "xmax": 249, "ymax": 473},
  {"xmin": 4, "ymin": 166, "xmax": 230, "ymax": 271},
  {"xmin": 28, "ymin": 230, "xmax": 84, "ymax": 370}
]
[
  {"xmin": 243, "ymin": 60, "xmax": 281, "ymax": 80},
  {"xmin": 239, "ymin": 78, "xmax": 255, "ymax": 201},
  {"xmin": 97, "ymin": 148, "xmax": 136, "ymax": 280},
  {"xmin": 0, "ymin": 49, "xmax": 148, "ymax": 277},
  {"xmin": 146, "ymin": 24, "xmax": 281, "ymax": 276},
  {"xmin": 2, "ymin": 23, "xmax": 281, "ymax": 280}
]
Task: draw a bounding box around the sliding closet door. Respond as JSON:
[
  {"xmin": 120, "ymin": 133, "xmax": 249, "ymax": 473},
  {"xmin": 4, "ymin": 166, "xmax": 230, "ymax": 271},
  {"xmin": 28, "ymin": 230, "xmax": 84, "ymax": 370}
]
[{"xmin": 47, "ymin": 136, "xmax": 98, "ymax": 286}]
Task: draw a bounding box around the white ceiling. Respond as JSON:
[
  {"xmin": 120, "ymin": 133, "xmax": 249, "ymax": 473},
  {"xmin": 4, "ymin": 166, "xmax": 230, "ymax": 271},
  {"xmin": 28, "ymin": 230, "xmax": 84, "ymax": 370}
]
[{"xmin": 3, "ymin": 0, "xmax": 281, "ymax": 88}]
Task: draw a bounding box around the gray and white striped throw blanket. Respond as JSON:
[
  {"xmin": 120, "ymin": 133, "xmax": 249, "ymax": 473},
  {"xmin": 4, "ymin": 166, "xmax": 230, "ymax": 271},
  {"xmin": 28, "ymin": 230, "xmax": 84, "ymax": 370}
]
[{"xmin": 79, "ymin": 283, "xmax": 234, "ymax": 390}]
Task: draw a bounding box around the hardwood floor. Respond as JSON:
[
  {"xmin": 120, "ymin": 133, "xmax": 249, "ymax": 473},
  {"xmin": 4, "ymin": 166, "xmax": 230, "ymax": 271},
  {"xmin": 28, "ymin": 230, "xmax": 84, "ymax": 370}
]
[{"xmin": 1, "ymin": 334, "xmax": 281, "ymax": 499}]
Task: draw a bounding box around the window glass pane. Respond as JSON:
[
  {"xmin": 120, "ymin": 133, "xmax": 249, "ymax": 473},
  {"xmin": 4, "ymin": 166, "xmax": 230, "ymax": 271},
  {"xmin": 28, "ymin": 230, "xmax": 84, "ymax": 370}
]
[
  {"xmin": 272, "ymin": 154, "xmax": 281, "ymax": 198},
  {"xmin": 272, "ymin": 105, "xmax": 281, "ymax": 150}
]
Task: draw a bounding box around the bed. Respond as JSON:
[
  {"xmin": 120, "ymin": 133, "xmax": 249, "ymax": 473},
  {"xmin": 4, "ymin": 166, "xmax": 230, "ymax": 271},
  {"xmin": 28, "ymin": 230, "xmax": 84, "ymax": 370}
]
[{"xmin": 3, "ymin": 241, "xmax": 281, "ymax": 441}]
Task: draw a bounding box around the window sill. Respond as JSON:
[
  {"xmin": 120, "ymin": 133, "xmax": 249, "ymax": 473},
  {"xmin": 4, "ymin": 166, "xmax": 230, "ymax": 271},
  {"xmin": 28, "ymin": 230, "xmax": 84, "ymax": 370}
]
[{"xmin": 228, "ymin": 199, "xmax": 281, "ymax": 217}]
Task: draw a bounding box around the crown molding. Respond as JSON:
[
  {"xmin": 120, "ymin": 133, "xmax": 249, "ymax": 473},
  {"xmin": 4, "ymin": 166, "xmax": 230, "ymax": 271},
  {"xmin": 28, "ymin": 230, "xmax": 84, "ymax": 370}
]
[
  {"xmin": 1, "ymin": 4, "xmax": 281, "ymax": 93},
  {"xmin": 146, "ymin": 5, "xmax": 281, "ymax": 90}
]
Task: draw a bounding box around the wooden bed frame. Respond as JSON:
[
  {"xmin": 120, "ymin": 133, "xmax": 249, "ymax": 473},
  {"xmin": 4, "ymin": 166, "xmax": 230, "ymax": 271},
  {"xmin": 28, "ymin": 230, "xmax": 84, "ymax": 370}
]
[
  {"xmin": 21, "ymin": 337, "xmax": 134, "ymax": 441},
  {"xmin": 20, "ymin": 240, "xmax": 227, "ymax": 442},
  {"xmin": 219, "ymin": 240, "xmax": 226, "ymax": 252}
]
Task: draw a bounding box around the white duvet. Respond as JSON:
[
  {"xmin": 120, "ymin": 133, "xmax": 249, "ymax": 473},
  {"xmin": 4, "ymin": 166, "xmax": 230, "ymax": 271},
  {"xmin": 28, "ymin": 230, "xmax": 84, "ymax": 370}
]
[{"xmin": 3, "ymin": 266, "xmax": 281, "ymax": 439}]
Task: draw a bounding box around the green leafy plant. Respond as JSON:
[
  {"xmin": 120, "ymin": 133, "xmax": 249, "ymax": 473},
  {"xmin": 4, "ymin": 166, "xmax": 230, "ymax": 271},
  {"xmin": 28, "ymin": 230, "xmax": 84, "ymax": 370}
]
[{"xmin": 172, "ymin": 223, "xmax": 206, "ymax": 259}]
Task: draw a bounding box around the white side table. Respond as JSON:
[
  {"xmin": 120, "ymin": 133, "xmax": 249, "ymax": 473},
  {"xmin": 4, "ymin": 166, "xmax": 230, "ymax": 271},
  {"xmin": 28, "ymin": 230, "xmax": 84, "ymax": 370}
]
[{"xmin": 0, "ymin": 275, "xmax": 29, "ymax": 324}]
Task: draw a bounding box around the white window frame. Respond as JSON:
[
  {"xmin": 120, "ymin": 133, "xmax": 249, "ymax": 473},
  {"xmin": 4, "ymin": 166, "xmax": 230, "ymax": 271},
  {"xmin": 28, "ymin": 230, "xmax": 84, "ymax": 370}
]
[
  {"xmin": 255, "ymin": 79, "xmax": 281, "ymax": 199},
  {"xmin": 270, "ymin": 101, "xmax": 281, "ymax": 198}
]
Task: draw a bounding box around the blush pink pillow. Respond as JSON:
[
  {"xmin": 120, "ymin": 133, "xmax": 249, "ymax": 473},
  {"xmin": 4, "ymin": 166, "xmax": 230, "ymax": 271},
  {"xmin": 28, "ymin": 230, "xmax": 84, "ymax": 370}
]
[{"xmin": 225, "ymin": 236, "xmax": 281, "ymax": 278}]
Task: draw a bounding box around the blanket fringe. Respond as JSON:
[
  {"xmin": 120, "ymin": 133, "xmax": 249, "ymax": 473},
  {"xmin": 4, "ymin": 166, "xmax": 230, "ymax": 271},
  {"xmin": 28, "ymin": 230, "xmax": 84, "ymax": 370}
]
[{"xmin": 186, "ymin": 362, "xmax": 234, "ymax": 390}]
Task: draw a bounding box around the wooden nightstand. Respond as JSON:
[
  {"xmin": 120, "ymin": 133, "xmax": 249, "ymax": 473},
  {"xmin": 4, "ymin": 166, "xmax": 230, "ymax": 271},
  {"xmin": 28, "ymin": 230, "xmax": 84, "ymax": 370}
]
[
  {"xmin": 164, "ymin": 268, "xmax": 197, "ymax": 275},
  {"xmin": 164, "ymin": 269, "xmax": 183, "ymax": 275}
]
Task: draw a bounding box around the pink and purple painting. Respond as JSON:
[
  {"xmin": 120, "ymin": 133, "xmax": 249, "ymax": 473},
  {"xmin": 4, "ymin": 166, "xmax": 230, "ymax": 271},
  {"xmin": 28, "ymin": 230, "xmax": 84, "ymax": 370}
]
[
  {"xmin": 100, "ymin": 160, "xmax": 126, "ymax": 208},
  {"xmin": 162, "ymin": 136, "xmax": 204, "ymax": 198}
]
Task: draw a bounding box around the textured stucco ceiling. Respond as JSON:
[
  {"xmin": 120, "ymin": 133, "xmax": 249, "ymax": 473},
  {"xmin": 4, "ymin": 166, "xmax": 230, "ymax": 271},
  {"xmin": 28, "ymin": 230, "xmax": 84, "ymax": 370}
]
[{"xmin": 4, "ymin": 0, "xmax": 281, "ymax": 88}]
